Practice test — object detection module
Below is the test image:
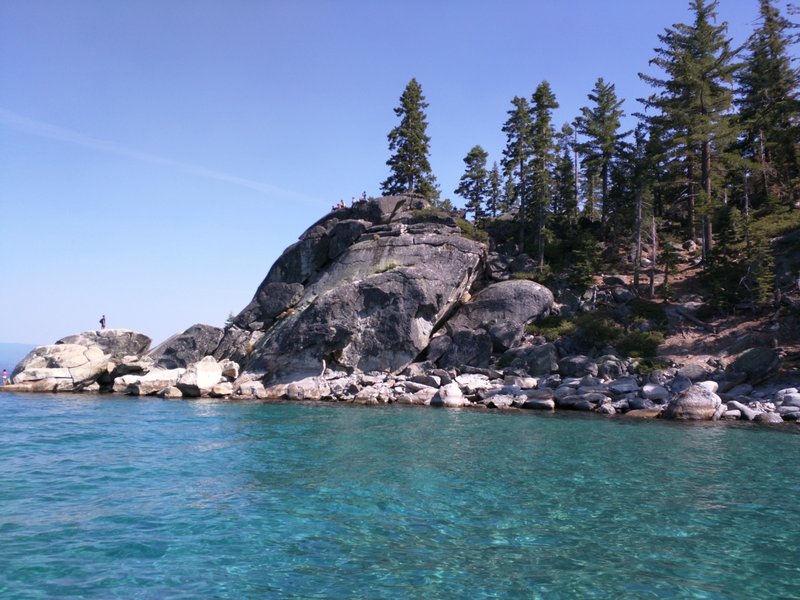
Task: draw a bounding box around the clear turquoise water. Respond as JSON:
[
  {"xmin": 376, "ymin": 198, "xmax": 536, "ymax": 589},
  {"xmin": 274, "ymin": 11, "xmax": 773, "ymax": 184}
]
[{"xmin": 1, "ymin": 393, "xmax": 799, "ymax": 599}]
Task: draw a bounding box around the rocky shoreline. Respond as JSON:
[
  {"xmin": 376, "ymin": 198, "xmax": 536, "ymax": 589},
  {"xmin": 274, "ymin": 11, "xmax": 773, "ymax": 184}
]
[
  {"xmin": 4, "ymin": 327, "xmax": 798, "ymax": 426},
  {"xmin": 5, "ymin": 195, "xmax": 798, "ymax": 426}
]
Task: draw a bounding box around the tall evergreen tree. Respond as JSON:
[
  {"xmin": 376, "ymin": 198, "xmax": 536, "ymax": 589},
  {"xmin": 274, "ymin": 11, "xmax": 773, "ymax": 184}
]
[
  {"xmin": 575, "ymin": 77, "xmax": 628, "ymax": 228},
  {"xmin": 455, "ymin": 145, "xmax": 489, "ymax": 222},
  {"xmin": 487, "ymin": 162, "xmax": 504, "ymax": 218},
  {"xmin": 553, "ymin": 122, "xmax": 579, "ymax": 224},
  {"xmin": 737, "ymin": 0, "xmax": 800, "ymax": 208},
  {"xmin": 501, "ymin": 96, "xmax": 534, "ymax": 248},
  {"xmin": 381, "ymin": 78, "xmax": 439, "ymax": 200},
  {"xmin": 530, "ymin": 81, "xmax": 559, "ymax": 268},
  {"xmin": 639, "ymin": 0, "xmax": 739, "ymax": 256}
]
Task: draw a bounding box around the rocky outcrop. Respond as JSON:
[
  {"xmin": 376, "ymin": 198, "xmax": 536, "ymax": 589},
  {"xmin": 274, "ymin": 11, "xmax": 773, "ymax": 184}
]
[
  {"xmin": 10, "ymin": 329, "xmax": 152, "ymax": 392},
  {"xmin": 727, "ymin": 347, "xmax": 781, "ymax": 384},
  {"xmin": 10, "ymin": 344, "xmax": 109, "ymax": 392},
  {"xmin": 57, "ymin": 329, "xmax": 151, "ymax": 358},
  {"xmin": 433, "ymin": 280, "xmax": 554, "ymax": 368},
  {"xmin": 5, "ymin": 195, "xmax": 794, "ymax": 429},
  {"xmin": 148, "ymin": 324, "xmax": 224, "ymax": 369},
  {"xmin": 231, "ymin": 196, "xmax": 487, "ymax": 383}
]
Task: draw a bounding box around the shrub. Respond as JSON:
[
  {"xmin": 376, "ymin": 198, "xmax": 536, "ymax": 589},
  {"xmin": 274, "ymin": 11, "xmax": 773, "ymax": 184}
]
[
  {"xmin": 617, "ymin": 331, "xmax": 664, "ymax": 358},
  {"xmin": 526, "ymin": 315, "xmax": 577, "ymax": 341},
  {"xmin": 455, "ymin": 218, "xmax": 489, "ymax": 242},
  {"xmin": 628, "ymin": 298, "xmax": 668, "ymax": 331},
  {"xmin": 575, "ymin": 311, "xmax": 622, "ymax": 347}
]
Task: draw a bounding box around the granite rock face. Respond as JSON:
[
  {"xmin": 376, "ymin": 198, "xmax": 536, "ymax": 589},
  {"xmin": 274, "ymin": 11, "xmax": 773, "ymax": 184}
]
[
  {"xmin": 11, "ymin": 343, "xmax": 109, "ymax": 392},
  {"xmin": 663, "ymin": 384, "xmax": 723, "ymax": 420},
  {"xmin": 227, "ymin": 196, "xmax": 487, "ymax": 383},
  {"xmin": 149, "ymin": 324, "xmax": 224, "ymax": 369},
  {"xmin": 11, "ymin": 329, "xmax": 152, "ymax": 392},
  {"xmin": 57, "ymin": 329, "xmax": 151, "ymax": 359},
  {"xmin": 434, "ymin": 280, "xmax": 554, "ymax": 368}
]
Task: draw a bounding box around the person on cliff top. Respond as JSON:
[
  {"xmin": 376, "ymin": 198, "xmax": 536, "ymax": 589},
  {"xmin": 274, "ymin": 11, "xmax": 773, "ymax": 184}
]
[{"xmin": 99, "ymin": 315, "xmax": 106, "ymax": 329}]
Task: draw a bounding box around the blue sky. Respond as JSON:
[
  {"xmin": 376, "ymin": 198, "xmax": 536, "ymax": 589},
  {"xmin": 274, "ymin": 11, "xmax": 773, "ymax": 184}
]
[{"xmin": 0, "ymin": 0, "xmax": 767, "ymax": 346}]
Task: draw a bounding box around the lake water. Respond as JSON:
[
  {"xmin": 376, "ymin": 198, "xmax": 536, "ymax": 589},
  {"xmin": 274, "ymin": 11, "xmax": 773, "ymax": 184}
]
[{"xmin": 1, "ymin": 392, "xmax": 799, "ymax": 599}]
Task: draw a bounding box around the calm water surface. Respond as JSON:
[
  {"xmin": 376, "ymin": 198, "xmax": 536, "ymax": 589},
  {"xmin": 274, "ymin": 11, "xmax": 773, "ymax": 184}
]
[{"xmin": 1, "ymin": 392, "xmax": 799, "ymax": 599}]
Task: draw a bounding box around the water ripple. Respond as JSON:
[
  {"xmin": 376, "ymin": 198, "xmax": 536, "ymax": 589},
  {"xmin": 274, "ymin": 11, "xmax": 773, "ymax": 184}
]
[{"xmin": 1, "ymin": 393, "xmax": 799, "ymax": 598}]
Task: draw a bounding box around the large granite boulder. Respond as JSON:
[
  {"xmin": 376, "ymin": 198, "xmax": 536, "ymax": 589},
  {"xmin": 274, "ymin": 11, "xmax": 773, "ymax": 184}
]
[
  {"xmin": 11, "ymin": 329, "xmax": 153, "ymax": 392},
  {"xmin": 236, "ymin": 197, "xmax": 486, "ymax": 383},
  {"xmin": 149, "ymin": 324, "xmax": 224, "ymax": 369},
  {"xmin": 727, "ymin": 347, "xmax": 780, "ymax": 384},
  {"xmin": 11, "ymin": 343, "xmax": 109, "ymax": 392},
  {"xmin": 445, "ymin": 279, "xmax": 554, "ymax": 350},
  {"xmin": 113, "ymin": 368, "xmax": 184, "ymax": 396},
  {"xmin": 433, "ymin": 280, "xmax": 554, "ymax": 367},
  {"xmin": 500, "ymin": 343, "xmax": 559, "ymax": 375},
  {"xmin": 58, "ymin": 329, "xmax": 151, "ymax": 358},
  {"xmin": 176, "ymin": 356, "xmax": 223, "ymax": 397},
  {"xmin": 663, "ymin": 384, "xmax": 722, "ymax": 420}
]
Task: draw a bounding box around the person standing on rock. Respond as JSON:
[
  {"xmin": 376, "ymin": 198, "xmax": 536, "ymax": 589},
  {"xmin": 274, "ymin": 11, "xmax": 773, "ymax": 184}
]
[
  {"xmin": 99, "ymin": 315, "xmax": 106, "ymax": 329},
  {"xmin": 1, "ymin": 369, "xmax": 7, "ymax": 385}
]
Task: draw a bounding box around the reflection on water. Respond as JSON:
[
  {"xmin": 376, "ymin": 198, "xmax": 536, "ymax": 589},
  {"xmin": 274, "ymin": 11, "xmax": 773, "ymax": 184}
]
[{"xmin": 1, "ymin": 393, "xmax": 799, "ymax": 599}]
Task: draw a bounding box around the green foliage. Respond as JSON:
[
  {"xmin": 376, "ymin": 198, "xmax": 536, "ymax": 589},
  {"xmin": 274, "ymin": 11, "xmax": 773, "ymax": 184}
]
[
  {"xmin": 617, "ymin": 331, "xmax": 665, "ymax": 358},
  {"xmin": 486, "ymin": 162, "xmax": 504, "ymax": 218},
  {"xmin": 455, "ymin": 145, "xmax": 489, "ymax": 222},
  {"xmin": 455, "ymin": 218, "xmax": 489, "ymax": 242},
  {"xmin": 631, "ymin": 357, "xmax": 673, "ymax": 374},
  {"xmin": 525, "ymin": 315, "xmax": 577, "ymax": 340},
  {"xmin": 510, "ymin": 266, "xmax": 552, "ymax": 281},
  {"xmin": 569, "ymin": 231, "xmax": 602, "ymax": 288},
  {"xmin": 628, "ymin": 298, "xmax": 669, "ymax": 330},
  {"xmin": 749, "ymin": 205, "xmax": 800, "ymax": 240},
  {"xmin": 575, "ymin": 77, "xmax": 627, "ymax": 226},
  {"xmin": 659, "ymin": 242, "xmax": 681, "ymax": 299},
  {"xmin": 574, "ymin": 310, "xmax": 663, "ymax": 357},
  {"xmin": 381, "ymin": 79, "xmax": 439, "ymax": 201},
  {"xmin": 639, "ymin": 0, "xmax": 739, "ymax": 242},
  {"xmin": 575, "ymin": 311, "xmax": 621, "ymax": 346},
  {"xmin": 705, "ymin": 205, "xmax": 779, "ymax": 310},
  {"xmin": 737, "ymin": 0, "xmax": 800, "ymax": 208},
  {"xmin": 413, "ymin": 206, "xmax": 450, "ymax": 220}
]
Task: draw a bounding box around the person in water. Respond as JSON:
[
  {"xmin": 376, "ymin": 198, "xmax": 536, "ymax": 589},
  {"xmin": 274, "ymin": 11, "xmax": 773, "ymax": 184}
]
[{"xmin": 99, "ymin": 315, "xmax": 106, "ymax": 329}]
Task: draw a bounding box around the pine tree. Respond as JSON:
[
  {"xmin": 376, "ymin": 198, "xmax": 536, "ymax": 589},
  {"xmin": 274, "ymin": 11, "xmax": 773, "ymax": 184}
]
[
  {"xmin": 575, "ymin": 77, "xmax": 628, "ymax": 228},
  {"xmin": 501, "ymin": 96, "xmax": 534, "ymax": 249},
  {"xmin": 737, "ymin": 0, "xmax": 800, "ymax": 208},
  {"xmin": 455, "ymin": 145, "xmax": 489, "ymax": 222},
  {"xmin": 487, "ymin": 162, "xmax": 504, "ymax": 218},
  {"xmin": 381, "ymin": 79, "xmax": 439, "ymax": 200},
  {"xmin": 553, "ymin": 123, "xmax": 579, "ymax": 224},
  {"xmin": 530, "ymin": 81, "xmax": 559, "ymax": 268},
  {"xmin": 638, "ymin": 0, "xmax": 739, "ymax": 257}
]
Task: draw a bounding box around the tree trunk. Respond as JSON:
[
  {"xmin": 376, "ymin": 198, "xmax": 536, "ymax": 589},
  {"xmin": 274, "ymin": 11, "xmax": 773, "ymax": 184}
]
[
  {"xmin": 649, "ymin": 216, "xmax": 657, "ymax": 299},
  {"xmin": 687, "ymin": 161, "xmax": 696, "ymax": 242},
  {"xmin": 701, "ymin": 140, "xmax": 713, "ymax": 259},
  {"xmin": 634, "ymin": 189, "xmax": 642, "ymax": 290},
  {"xmin": 538, "ymin": 197, "xmax": 545, "ymax": 268},
  {"xmin": 518, "ymin": 161, "xmax": 526, "ymax": 251},
  {"xmin": 601, "ymin": 161, "xmax": 609, "ymax": 228},
  {"xmin": 759, "ymin": 129, "xmax": 769, "ymax": 204}
]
